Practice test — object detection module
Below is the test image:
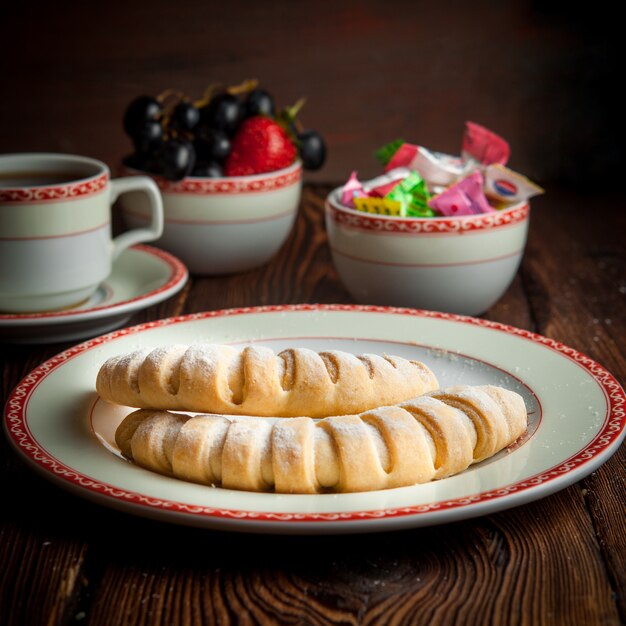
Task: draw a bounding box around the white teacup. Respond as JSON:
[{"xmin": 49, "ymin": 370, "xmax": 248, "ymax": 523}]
[{"xmin": 0, "ymin": 153, "xmax": 163, "ymax": 313}]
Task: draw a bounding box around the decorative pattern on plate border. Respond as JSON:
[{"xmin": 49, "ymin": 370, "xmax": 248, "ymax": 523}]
[
  {"xmin": 4, "ymin": 304, "xmax": 625, "ymax": 524},
  {"xmin": 0, "ymin": 173, "xmax": 108, "ymax": 203},
  {"xmin": 326, "ymin": 202, "xmax": 529, "ymax": 234}
]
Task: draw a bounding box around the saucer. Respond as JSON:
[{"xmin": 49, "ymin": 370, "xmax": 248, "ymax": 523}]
[{"xmin": 0, "ymin": 245, "xmax": 188, "ymax": 344}]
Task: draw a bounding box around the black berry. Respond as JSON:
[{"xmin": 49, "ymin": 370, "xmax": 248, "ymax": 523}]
[
  {"xmin": 199, "ymin": 93, "xmax": 242, "ymax": 136},
  {"xmin": 160, "ymin": 139, "xmax": 196, "ymax": 181},
  {"xmin": 297, "ymin": 130, "xmax": 326, "ymax": 170},
  {"xmin": 132, "ymin": 119, "xmax": 164, "ymax": 153},
  {"xmin": 123, "ymin": 96, "xmax": 162, "ymax": 138},
  {"xmin": 244, "ymin": 88, "xmax": 275, "ymax": 118},
  {"xmin": 191, "ymin": 161, "xmax": 224, "ymax": 178},
  {"xmin": 172, "ymin": 101, "xmax": 200, "ymax": 132},
  {"xmin": 194, "ymin": 128, "xmax": 231, "ymax": 163}
]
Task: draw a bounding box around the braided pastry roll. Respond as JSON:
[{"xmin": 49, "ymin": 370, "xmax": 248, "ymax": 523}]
[
  {"xmin": 96, "ymin": 344, "xmax": 438, "ymax": 418},
  {"xmin": 115, "ymin": 385, "xmax": 527, "ymax": 494}
]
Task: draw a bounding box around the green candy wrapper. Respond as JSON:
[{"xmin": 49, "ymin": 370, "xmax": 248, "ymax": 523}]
[
  {"xmin": 385, "ymin": 171, "xmax": 436, "ymax": 217},
  {"xmin": 375, "ymin": 138, "xmax": 405, "ymax": 166}
]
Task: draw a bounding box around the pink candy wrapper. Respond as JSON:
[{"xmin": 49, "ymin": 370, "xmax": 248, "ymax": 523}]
[
  {"xmin": 428, "ymin": 171, "xmax": 494, "ymax": 216},
  {"xmin": 341, "ymin": 171, "xmax": 366, "ymax": 208},
  {"xmin": 385, "ymin": 143, "xmax": 418, "ymax": 170},
  {"xmin": 462, "ymin": 121, "xmax": 510, "ymax": 166}
]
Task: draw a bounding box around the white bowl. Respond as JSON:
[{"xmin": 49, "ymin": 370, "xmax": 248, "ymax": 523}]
[
  {"xmin": 325, "ymin": 187, "xmax": 530, "ymax": 315},
  {"xmin": 119, "ymin": 161, "xmax": 302, "ymax": 275}
]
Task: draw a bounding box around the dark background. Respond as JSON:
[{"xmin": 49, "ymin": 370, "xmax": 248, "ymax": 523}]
[{"xmin": 0, "ymin": 0, "xmax": 620, "ymax": 192}]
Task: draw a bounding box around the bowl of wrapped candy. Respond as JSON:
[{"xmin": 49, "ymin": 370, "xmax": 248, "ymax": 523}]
[
  {"xmin": 325, "ymin": 122, "xmax": 544, "ymax": 315},
  {"xmin": 119, "ymin": 80, "xmax": 326, "ymax": 275}
]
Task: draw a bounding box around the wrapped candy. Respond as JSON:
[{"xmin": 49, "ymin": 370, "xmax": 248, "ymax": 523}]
[
  {"xmin": 462, "ymin": 121, "xmax": 510, "ymax": 166},
  {"xmin": 341, "ymin": 171, "xmax": 366, "ymax": 208},
  {"xmin": 363, "ymin": 167, "xmax": 412, "ymax": 197},
  {"xmin": 353, "ymin": 197, "xmax": 402, "ymax": 216},
  {"xmin": 381, "ymin": 142, "xmax": 474, "ymax": 188},
  {"xmin": 385, "ymin": 171, "xmax": 435, "ymax": 217},
  {"xmin": 383, "ymin": 143, "xmax": 418, "ymax": 170},
  {"xmin": 484, "ymin": 164, "xmax": 544, "ymax": 205},
  {"xmin": 428, "ymin": 170, "xmax": 494, "ymax": 216},
  {"xmin": 410, "ymin": 147, "xmax": 475, "ymax": 188},
  {"xmin": 374, "ymin": 138, "xmax": 405, "ymax": 167},
  {"xmin": 342, "ymin": 125, "xmax": 540, "ymax": 218},
  {"xmin": 350, "ymin": 170, "xmax": 434, "ymax": 217}
]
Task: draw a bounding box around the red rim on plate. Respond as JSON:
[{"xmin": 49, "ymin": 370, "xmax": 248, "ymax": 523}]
[{"xmin": 3, "ymin": 304, "xmax": 625, "ymax": 527}]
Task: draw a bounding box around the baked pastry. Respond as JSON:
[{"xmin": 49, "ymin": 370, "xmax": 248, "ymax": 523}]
[
  {"xmin": 96, "ymin": 344, "xmax": 438, "ymax": 418},
  {"xmin": 115, "ymin": 385, "xmax": 527, "ymax": 494}
]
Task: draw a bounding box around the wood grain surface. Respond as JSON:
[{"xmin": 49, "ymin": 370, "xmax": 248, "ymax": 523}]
[{"xmin": 0, "ymin": 184, "xmax": 624, "ymax": 626}]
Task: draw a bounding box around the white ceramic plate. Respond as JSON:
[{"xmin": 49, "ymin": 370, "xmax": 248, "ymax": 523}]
[
  {"xmin": 0, "ymin": 245, "xmax": 188, "ymax": 343},
  {"xmin": 4, "ymin": 305, "xmax": 625, "ymax": 534}
]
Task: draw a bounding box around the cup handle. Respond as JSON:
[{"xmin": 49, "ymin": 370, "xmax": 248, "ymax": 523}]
[{"xmin": 109, "ymin": 176, "xmax": 164, "ymax": 261}]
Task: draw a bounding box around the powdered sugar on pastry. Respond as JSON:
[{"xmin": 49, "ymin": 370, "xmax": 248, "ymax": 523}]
[
  {"xmin": 115, "ymin": 385, "xmax": 528, "ymax": 494},
  {"xmin": 97, "ymin": 344, "xmax": 439, "ymax": 418}
]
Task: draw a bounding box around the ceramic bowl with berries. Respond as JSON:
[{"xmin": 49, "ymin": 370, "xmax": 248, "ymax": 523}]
[{"xmin": 118, "ymin": 81, "xmax": 326, "ymax": 275}]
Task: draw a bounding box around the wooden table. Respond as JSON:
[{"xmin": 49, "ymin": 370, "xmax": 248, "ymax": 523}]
[{"xmin": 1, "ymin": 184, "xmax": 624, "ymax": 625}]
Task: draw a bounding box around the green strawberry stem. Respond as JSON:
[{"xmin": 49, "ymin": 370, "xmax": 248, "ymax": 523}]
[
  {"xmin": 277, "ymin": 98, "xmax": 306, "ymax": 138},
  {"xmin": 285, "ymin": 98, "xmax": 306, "ymax": 119}
]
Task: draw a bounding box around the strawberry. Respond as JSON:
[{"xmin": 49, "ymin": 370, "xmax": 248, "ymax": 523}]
[{"xmin": 225, "ymin": 116, "xmax": 296, "ymax": 176}]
